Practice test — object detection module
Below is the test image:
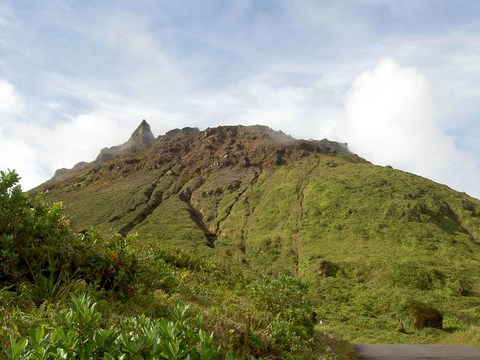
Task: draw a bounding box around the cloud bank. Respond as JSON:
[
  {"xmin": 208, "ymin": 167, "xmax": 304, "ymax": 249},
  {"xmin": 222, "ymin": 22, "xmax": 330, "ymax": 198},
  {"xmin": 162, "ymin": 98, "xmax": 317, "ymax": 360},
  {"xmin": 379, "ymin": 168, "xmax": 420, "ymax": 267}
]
[{"xmin": 337, "ymin": 58, "xmax": 480, "ymax": 196}]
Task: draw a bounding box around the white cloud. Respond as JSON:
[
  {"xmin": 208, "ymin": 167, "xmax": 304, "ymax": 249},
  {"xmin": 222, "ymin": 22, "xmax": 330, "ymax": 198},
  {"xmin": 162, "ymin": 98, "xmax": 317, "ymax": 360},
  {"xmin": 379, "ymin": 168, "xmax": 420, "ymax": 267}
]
[
  {"xmin": 0, "ymin": 137, "xmax": 41, "ymax": 188},
  {"xmin": 336, "ymin": 58, "xmax": 480, "ymax": 197},
  {"xmin": 182, "ymin": 65, "xmax": 348, "ymax": 140},
  {"xmin": 0, "ymin": 114, "xmax": 121, "ymax": 190},
  {"xmin": 0, "ymin": 79, "xmax": 23, "ymax": 113}
]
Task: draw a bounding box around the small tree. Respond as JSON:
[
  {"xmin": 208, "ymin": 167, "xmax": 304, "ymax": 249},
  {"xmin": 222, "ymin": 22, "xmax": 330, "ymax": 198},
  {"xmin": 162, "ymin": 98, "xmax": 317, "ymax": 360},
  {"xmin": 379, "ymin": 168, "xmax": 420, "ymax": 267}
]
[
  {"xmin": 0, "ymin": 170, "xmax": 137, "ymax": 304},
  {"xmin": 0, "ymin": 170, "xmax": 78, "ymax": 289}
]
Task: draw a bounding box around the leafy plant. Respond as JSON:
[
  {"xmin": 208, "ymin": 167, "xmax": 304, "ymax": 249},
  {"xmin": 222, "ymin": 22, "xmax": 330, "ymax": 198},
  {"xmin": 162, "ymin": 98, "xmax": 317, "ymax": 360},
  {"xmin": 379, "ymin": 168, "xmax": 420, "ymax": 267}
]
[
  {"xmin": 247, "ymin": 275, "xmax": 315, "ymax": 355},
  {"xmin": 0, "ymin": 170, "xmax": 138, "ymax": 304},
  {"xmin": 0, "ymin": 170, "xmax": 82, "ymax": 303},
  {"xmin": 3, "ymin": 293, "xmax": 230, "ymax": 360}
]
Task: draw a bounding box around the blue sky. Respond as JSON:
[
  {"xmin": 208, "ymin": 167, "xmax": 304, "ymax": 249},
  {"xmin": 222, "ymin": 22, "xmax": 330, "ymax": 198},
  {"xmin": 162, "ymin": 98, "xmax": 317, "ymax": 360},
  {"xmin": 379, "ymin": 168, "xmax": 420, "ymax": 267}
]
[{"xmin": 1, "ymin": 0, "xmax": 480, "ymax": 198}]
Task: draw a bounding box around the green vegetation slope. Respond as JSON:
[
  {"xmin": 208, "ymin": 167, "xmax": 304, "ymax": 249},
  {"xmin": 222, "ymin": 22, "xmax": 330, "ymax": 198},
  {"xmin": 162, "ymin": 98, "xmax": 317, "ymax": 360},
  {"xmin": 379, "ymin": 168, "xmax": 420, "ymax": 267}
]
[
  {"xmin": 1, "ymin": 170, "xmax": 353, "ymax": 359},
  {"xmin": 34, "ymin": 122, "xmax": 480, "ymax": 345}
]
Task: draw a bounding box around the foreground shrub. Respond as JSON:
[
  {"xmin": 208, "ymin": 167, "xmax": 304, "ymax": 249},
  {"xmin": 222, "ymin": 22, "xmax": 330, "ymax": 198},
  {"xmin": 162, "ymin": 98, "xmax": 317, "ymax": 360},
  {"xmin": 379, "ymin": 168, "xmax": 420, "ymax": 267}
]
[
  {"xmin": 0, "ymin": 170, "xmax": 82, "ymax": 302},
  {"xmin": 0, "ymin": 170, "xmax": 137, "ymax": 304},
  {"xmin": 77, "ymin": 229, "xmax": 138, "ymax": 298},
  {"xmin": 248, "ymin": 275, "xmax": 315, "ymax": 356},
  {"xmin": 3, "ymin": 293, "xmax": 230, "ymax": 359}
]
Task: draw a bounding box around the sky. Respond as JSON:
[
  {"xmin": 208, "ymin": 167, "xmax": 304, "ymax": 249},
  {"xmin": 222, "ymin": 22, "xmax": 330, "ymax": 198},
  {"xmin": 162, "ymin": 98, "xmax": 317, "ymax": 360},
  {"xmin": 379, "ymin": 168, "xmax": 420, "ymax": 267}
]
[{"xmin": 0, "ymin": 1, "xmax": 479, "ymax": 198}]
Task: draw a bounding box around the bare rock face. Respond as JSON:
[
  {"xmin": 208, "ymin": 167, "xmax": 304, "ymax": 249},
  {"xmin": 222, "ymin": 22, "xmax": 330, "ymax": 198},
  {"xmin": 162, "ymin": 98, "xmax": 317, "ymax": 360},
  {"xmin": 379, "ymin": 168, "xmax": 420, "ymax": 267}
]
[
  {"xmin": 127, "ymin": 119, "xmax": 155, "ymax": 146},
  {"xmin": 48, "ymin": 122, "xmax": 350, "ymax": 183},
  {"xmin": 51, "ymin": 120, "xmax": 157, "ymax": 180},
  {"xmin": 53, "ymin": 162, "xmax": 90, "ymax": 180},
  {"xmin": 95, "ymin": 120, "xmax": 156, "ymax": 163},
  {"xmin": 163, "ymin": 127, "xmax": 200, "ymax": 141}
]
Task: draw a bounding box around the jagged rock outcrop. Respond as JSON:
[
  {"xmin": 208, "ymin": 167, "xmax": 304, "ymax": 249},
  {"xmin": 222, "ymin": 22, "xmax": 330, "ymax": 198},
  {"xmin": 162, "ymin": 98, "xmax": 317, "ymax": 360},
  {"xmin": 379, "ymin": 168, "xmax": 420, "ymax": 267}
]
[
  {"xmin": 128, "ymin": 119, "xmax": 155, "ymax": 145},
  {"xmin": 53, "ymin": 162, "xmax": 89, "ymax": 179},
  {"xmin": 95, "ymin": 119, "xmax": 155, "ymax": 163},
  {"xmin": 50, "ymin": 122, "xmax": 349, "ymax": 181},
  {"xmin": 53, "ymin": 120, "xmax": 156, "ymax": 180}
]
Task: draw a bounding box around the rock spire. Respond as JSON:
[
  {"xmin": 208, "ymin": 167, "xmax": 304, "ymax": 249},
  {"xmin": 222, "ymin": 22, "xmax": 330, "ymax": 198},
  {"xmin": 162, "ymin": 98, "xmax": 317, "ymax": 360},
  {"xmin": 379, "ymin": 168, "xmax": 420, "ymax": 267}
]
[{"xmin": 127, "ymin": 119, "xmax": 155, "ymax": 146}]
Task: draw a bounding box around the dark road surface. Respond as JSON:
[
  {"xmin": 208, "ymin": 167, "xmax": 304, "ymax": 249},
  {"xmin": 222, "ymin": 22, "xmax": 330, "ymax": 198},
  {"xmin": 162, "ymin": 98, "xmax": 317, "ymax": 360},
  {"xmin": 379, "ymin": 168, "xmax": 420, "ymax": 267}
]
[{"xmin": 354, "ymin": 344, "xmax": 480, "ymax": 360}]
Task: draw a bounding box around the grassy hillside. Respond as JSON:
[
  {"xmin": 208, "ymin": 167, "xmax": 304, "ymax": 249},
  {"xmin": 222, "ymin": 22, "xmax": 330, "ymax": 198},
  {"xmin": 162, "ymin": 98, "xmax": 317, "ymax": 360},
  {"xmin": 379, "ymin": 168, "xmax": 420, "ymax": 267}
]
[
  {"xmin": 1, "ymin": 170, "xmax": 354, "ymax": 359},
  {"xmin": 35, "ymin": 125, "xmax": 480, "ymax": 345}
]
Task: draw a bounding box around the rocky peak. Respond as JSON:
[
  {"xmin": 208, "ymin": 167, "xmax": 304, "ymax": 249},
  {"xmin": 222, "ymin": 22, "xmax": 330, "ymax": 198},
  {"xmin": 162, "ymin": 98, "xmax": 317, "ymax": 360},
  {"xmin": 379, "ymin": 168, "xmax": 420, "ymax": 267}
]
[
  {"xmin": 47, "ymin": 122, "xmax": 350, "ymax": 183},
  {"xmin": 163, "ymin": 127, "xmax": 200, "ymax": 141},
  {"xmin": 127, "ymin": 119, "xmax": 155, "ymax": 147},
  {"xmin": 93, "ymin": 120, "xmax": 156, "ymax": 164}
]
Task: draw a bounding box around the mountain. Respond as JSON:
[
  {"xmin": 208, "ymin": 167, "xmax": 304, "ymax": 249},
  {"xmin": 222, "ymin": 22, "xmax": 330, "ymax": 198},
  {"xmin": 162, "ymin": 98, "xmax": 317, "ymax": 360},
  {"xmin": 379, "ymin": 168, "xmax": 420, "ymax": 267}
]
[
  {"xmin": 33, "ymin": 120, "xmax": 480, "ymax": 344},
  {"xmin": 53, "ymin": 119, "xmax": 155, "ymax": 179}
]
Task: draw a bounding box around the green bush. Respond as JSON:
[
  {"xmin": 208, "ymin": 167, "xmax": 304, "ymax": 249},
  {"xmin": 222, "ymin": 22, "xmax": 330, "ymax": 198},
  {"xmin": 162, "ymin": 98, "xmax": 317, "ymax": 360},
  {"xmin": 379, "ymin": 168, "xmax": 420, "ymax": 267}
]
[
  {"xmin": 76, "ymin": 229, "xmax": 138, "ymax": 298},
  {"xmin": 3, "ymin": 293, "xmax": 230, "ymax": 359},
  {"xmin": 0, "ymin": 170, "xmax": 138, "ymax": 304},
  {"xmin": 248, "ymin": 275, "xmax": 315, "ymax": 354},
  {"xmin": 0, "ymin": 170, "xmax": 83, "ymax": 303}
]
